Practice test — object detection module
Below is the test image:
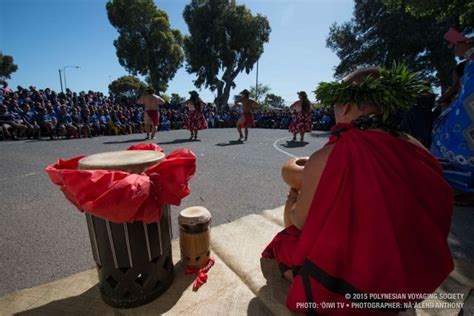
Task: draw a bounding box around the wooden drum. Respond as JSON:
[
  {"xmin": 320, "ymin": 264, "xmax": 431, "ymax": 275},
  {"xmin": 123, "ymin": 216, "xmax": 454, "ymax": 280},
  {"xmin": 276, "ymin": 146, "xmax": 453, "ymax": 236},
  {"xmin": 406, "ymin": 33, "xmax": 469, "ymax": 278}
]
[
  {"xmin": 78, "ymin": 150, "xmax": 174, "ymax": 308},
  {"xmin": 178, "ymin": 206, "xmax": 211, "ymax": 269}
]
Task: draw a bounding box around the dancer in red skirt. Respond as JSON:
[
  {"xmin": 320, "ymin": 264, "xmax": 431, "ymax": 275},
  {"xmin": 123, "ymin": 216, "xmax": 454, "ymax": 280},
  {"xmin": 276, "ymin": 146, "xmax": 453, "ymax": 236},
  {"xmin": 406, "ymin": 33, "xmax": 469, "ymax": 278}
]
[
  {"xmin": 235, "ymin": 89, "xmax": 257, "ymax": 141},
  {"xmin": 184, "ymin": 91, "xmax": 208, "ymax": 140},
  {"xmin": 288, "ymin": 91, "xmax": 313, "ymax": 141},
  {"xmin": 137, "ymin": 87, "xmax": 165, "ymax": 140}
]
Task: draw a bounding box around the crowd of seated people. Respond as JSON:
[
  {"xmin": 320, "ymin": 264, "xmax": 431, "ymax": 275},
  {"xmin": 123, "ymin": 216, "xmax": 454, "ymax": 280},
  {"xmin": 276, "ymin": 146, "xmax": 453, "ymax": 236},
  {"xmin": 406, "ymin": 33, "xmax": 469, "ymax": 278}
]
[
  {"xmin": 0, "ymin": 85, "xmax": 147, "ymax": 140},
  {"xmin": 253, "ymin": 108, "xmax": 333, "ymax": 130},
  {"xmin": 0, "ymin": 84, "xmax": 334, "ymax": 140}
]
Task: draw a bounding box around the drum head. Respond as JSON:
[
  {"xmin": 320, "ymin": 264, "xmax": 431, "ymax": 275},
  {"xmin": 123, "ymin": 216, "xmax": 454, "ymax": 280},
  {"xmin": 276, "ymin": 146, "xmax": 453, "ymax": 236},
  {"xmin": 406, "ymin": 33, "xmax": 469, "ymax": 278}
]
[
  {"xmin": 179, "ymin": 206, "xmax": 211, "ymax": 226},
  {"xmin": 79, "ymin": 150, "xmax": 165, "ymax": 173}
]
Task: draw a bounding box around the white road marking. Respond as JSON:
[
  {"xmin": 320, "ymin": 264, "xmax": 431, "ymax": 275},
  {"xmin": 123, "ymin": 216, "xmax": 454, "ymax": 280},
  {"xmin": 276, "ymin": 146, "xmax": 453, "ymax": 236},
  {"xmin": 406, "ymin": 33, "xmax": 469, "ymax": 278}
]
[{"xmin": 272, "ymin": 137, "xmax": 297, "ymax": 158}]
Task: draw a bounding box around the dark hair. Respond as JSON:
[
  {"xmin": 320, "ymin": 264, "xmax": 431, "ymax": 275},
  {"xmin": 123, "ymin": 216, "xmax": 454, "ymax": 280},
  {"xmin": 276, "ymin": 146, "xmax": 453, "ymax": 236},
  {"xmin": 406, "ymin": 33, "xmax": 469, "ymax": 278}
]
[
  {"xmin": 416, "ymin": 93, "xmax": 436, "ymax": 110},
  {"xmin": 193, "ymin": 98, "xmax": 202, "ymax": 111},
  {"xmin": 145, "ymin": 87, "xmax": 155, "ymax": 95},
  {"xmin": 455, "ymin": 60, "xmax": 467, "ymax": 79},
  {"xmin": 241, "ymin": 89, "xmax": 250, "ymax": 98},
  {"xmin": 189, "ymin": 91, "xmax": 201, "ymax": 111},
  {"xmin": 299, "ymin": 91, "xmax": 311, "ymax": 113}
]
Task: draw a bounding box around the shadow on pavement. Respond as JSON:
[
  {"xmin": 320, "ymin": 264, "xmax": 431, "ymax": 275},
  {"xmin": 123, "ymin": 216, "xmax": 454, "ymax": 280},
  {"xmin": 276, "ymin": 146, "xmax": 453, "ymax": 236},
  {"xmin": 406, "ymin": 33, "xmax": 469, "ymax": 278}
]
[
  {"xmin": 281, "ymin": 141, "xmax": 309, "ymax": 148},
  {"xmin": 16, "ymin": 261, "xmax": 194, "ymax": 316},
  {"xmin": 103, "ymin": 138, "xmax": 147, "ymax": 144},
  {"xmin": 159, "ymin": 138, "xmax": 201, "ymax": 144},
  {"xmin": 24, "ymin": 137, "xmax": 82, "ymax": 143},
  {"xmin": 215, "ymin": 140, "xmax": 244, "ymax": 147},
  {"xmin": 310, "ymin": 132, "xmax": 331, "ymax": 138}
]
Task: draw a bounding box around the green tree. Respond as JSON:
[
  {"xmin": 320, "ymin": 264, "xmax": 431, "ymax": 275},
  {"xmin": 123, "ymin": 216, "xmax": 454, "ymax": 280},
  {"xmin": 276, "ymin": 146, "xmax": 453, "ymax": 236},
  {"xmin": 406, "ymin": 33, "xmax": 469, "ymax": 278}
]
[
  {"xmin": 183, "ymin": 0, "xmax": 271, "ymax": 109},
  {"xmin": 264, "ymin": 93, "xmax": 285, "ymax": 108},
  {"xmin": 327, "ymin": 0, "xmax": 456, "ymax": 90},
  {"xmin": 233, "ymin": 83, "xmax": 270, "ymax": 104},
  {"xmin": 249, "ymin": 83, "xmax": 271, "ymax": 101},
  {"xmin": 0, "ymin": 52, "xmax": 18, "ymax": 79},
  {"xmin": 383, "ymin": 0, "xmax": 473, "ymax": 30},
  {"xmin": 161, "ymin": 93, "xmax": 171, "ymax": 102},
  {"xmin": 170, "ymin": 93, "xmax": 186, "ymax": 105},
  {"xmin": 106, "ymin": 0, "xmax": 184, "ymax": 92},
  {"xmin": 108, "ymin": 75, "xmax": 147, "ymax": 99}
]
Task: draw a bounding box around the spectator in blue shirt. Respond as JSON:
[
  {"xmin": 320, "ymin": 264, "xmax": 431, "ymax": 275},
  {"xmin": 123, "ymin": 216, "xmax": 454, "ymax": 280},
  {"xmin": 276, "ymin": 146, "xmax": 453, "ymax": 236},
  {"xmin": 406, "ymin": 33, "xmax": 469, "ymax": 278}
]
[
  {"xmin": 34, "ymin": 107, "xmax": 56, "ymax": 139},
  {"xmin": 110, "ymin": 110, "xmax": 125, "ymax": 135},
  {"xmin": 71, "ymin": 107, "xmax": 89, "ymax": 138},
  {"xmin": 20, "ymin": 103, "xmax": 40, "ymax": 139},
  {"xmin": 97, "ymin": 109, "xmax": 111, "ymax": 135},
  {"xmin": 83, "ymin": 108, "xmax": 100, "ymax": 137},
  {"xmin": 56, "ymin": 105, "xmax": 77, "ymax": 138},
  {"xmin": 131, "ymin": 109, "xmax": 143, "ymax": 133},
  {"xmin": 0, "ymin": 104, "xmax": 27, "ymax": 140}
]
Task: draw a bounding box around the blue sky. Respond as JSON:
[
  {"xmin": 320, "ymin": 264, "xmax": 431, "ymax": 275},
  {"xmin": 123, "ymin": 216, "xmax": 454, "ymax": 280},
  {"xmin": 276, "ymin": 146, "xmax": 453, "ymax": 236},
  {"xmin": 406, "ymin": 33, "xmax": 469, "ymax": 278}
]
[{"xmin": 1, "ymin": 0, "xmax": 354, "ymax": 104}]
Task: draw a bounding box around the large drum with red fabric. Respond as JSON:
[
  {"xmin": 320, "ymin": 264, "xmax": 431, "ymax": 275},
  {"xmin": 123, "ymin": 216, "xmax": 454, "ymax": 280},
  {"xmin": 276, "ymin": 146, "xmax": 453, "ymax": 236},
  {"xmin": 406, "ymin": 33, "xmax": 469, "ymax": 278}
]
[{"xmin": 78, "ymin": 150, "xmax": 173, "ymax": 308}]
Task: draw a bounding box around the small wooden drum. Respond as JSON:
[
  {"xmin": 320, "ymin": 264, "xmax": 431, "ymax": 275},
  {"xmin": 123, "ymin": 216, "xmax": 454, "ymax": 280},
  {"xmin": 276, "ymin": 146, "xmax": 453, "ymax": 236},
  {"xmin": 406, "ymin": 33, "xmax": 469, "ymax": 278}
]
[
  {"xmin": 178, "ymin": 206, "xmax": 211, "ymax": 269},
  {"xmin": 281, "ymin": 157, "xmax": 309, "ymax": 190},
  {"xmin": 79, "ymin": 149, "xmax": 174, "ymax": 308}
]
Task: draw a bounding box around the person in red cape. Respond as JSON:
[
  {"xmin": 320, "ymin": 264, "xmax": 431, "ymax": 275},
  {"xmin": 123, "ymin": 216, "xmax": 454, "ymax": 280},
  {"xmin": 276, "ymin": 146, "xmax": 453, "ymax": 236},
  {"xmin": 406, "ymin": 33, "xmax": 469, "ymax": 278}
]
[{"xmin": 262, "ymin": 67, "xmax": 454, "ymax": 315}]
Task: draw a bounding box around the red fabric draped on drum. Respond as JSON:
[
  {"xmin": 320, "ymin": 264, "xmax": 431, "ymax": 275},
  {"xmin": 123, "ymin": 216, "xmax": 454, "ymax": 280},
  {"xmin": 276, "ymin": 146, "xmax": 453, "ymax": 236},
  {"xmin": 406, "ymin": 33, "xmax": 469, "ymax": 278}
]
[
  {"xmin": 46, "ymin": 145, "xmax": 196, "ymax": 223},
  {"xmin": 288, "ymin": 112, "xmax": 312, "ymax": 134},
  {"xmin": 263, "ymin": 124, "xmax": 454, "ymax": 315},
  {"xmin": 185, "ymin": 110, "xmax": 208, "ymax": 131},
  {"xmin": 127, "ymin": 143, "xmax": 164, "ymax": 152}
]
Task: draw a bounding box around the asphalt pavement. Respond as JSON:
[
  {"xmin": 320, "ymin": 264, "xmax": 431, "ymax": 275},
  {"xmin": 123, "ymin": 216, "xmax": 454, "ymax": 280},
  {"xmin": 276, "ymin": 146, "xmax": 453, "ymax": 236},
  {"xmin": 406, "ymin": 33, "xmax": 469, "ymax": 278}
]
[
  {"xmin": 1, "ymin": 128, "xmax": 472, "ymax": 299},
  {"xmin": 0, "ymin": 128, "xmax": 328, "ymax": 296}
]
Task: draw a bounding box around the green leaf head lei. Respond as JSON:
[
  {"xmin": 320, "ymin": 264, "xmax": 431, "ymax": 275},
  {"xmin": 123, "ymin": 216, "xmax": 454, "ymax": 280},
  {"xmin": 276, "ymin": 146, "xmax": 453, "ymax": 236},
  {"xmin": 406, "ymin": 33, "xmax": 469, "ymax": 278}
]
[{"xmin": 314, "ymin": 63, "xmax": 430, "ymax": 125}]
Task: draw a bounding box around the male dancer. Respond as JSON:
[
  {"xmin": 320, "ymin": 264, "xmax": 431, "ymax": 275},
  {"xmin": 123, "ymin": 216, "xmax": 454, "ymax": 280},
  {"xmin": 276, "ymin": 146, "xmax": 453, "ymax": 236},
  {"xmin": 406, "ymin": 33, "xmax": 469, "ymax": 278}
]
[
  {"xmin": 235, "ymin": 89, "xmax": 257, "ymax": 141},
  {"xmin": 137, "ymin": 87, "xmax": 164, "ymax": 139}
]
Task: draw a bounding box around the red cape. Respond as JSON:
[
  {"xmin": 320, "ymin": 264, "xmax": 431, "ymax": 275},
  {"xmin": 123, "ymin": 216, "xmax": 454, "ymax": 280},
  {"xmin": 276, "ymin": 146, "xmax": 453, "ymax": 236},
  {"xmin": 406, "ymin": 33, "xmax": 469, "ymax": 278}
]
[
  {"xmin": 46, "ymin": 144, "xmax": 195, "ymax": 223},
  {"xmin": 263, "ymin": 125, "xmax": 454, "ymax": 315}
]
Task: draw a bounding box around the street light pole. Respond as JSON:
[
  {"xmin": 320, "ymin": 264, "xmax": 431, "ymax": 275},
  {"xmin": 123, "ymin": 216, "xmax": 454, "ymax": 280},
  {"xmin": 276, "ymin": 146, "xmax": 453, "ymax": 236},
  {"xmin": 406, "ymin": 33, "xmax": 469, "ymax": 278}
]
[
  {"xmin": 62, "ymin": 65, "xmax": 80, "ymax": 91},
  {"xmin": 255, "ymin": 59, "xmax": 259, "ymax": 102},
  {"xmin": 58, "ymin": 69, "xmax": 63, "ymax": 93}
]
